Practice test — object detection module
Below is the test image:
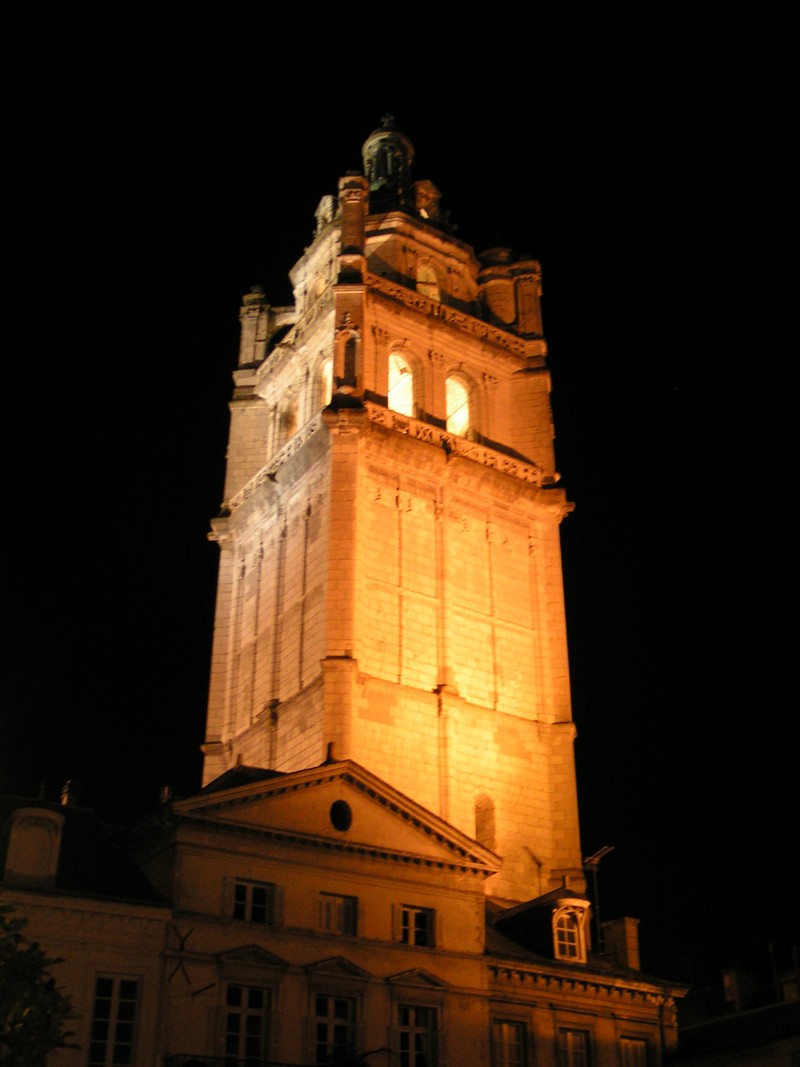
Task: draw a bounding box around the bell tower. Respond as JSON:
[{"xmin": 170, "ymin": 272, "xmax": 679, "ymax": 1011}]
[{"xmin": 201, "ymin": 119, "xmax": 584, "ymax": 903}]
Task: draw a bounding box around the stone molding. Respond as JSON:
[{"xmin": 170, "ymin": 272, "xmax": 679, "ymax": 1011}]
[
  {"xmin": 365, "ymin": 271, "xmax": 547, "ymax": 360},
  {"xmin": 365, "ymin": 402, "xmax": 544, "ymax": 486}
]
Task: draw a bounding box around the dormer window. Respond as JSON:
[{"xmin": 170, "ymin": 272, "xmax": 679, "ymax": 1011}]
[
  {"xmin": 553, "ymin": 905, "xmax": 589, "ymax": 963},
  {"xmin": 416, "ymin": 263, "xmax": 440, "ymax": 302},
  {"xmin": 3, "ymin": 806, "xmax": 64, "ymax": 890},
  {"xmin": 388, "ymin": 352, "xmax": 414, "ymax": 416}
]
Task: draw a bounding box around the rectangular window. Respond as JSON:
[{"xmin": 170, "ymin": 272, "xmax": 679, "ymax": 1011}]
[
  {"xmin": 492, "ymin": 1019, "xmax": 525, "ymax": 1067},
  {"xmin": 559, "ymin": 1028, "xmax": 589, "ymax": 1067},
  {"xmin": 555, "ymin": 911, "xmax": 582, "ymax": 960},
  {"xmin": 319, "ymin": 893, "xmax": 357, "ymax": 935},
  {"xmin": 233, "ymin": 879, "xmax": 274, "ymax": 924},
  {"xmin": 399, "ymin": 905, "xmax": 435, "ymax": 947},
  {"xmin": 225, "ymin": 984, "xmax": 270, "ymax": 1064},
  {"xmin": 620, "ymin": 1037, "xmax": 648, "ymax": 1067},
  {"xmin": 314, "ymin": 994, "xmax": 356, "ymax": 1064},
  {"xmin": 88, "ymin": 975, "xmax": 139, "ymax": 1067},
  {"xmin": 398, "ymin": 1004, "xmax": 437, "ymax": 1067}
]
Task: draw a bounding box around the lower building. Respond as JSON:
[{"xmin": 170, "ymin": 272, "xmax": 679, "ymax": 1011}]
[
  {"xmin": 0, "ymin": 793, "xmax": 170, "ymax": 1066},
  {"xmin": 2, "ymin": 762, "xmax": 685, "ymax": 1066}
]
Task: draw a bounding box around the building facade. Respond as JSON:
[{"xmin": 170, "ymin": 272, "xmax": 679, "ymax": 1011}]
[{"xmin": 2, "ymin": 119, "xmax": 687, "ymax": 1066}]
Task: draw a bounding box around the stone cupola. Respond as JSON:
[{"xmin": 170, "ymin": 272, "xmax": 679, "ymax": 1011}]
[{"xmin": 362, "ymin": 114, "xmax": 415, "ymax": 212}]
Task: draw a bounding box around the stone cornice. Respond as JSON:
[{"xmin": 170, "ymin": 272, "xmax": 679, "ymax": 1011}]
[
  {"xmin": 365, "ymin": 271, "xmax": 547, "ymax": 360},
  {"xmin": 221, "ymin": 413, "xmax": 326, "ymax": 515},
  {"xmin": 364, "ymin": 402, "xmax": 545, "ymax": 487},
  {"xmin": 0, "ymin": 888, "xmax": 169, "ymax": 923},
  {"xmin": 488, "ymin": 961, "xmax": 685, "ymax": 1005},
  {"xmin": 175, "ymin": 813, "xmax": 495, "ymax": 878},
  {"xmin": 217, "ymin": 404, "xmax": 575, "ymax": 522}
]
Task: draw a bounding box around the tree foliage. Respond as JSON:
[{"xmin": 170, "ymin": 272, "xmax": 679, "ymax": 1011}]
[{"xmin": 0, "ymin": 901, "xmax": 77, "ymax": 1066}]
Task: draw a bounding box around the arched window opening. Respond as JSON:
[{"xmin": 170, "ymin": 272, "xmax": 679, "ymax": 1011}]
[
  {"xmin": 343, "ymin": 336, "xmax": 357, "ymax": 387},
  {"xmin": 553, "ymin": 906, "xmax": 587, "ymax": 963},
  {"xmin": 446, "ymin": 376, "xmax": 470, "ymax": 437},
  {"xmin": 388, "ymin": 352, "xmax": 414, "ymax": 416},
  {"xmin": 335, "ymin": 313, "xmax": 360, "ymax": 392},
  {"xmin": 281, "ymin": 399, "xmax": 298, "ymax": 443},
  {"xmin": 320, "ymin": 359, "xmax": 333, "ymax": 407},
  {"xmin": 475, "ymin": 793, "xmax": 496, "ymax": 851},
  {"xmin": 417, "ymin": 263, "xmax": 440, "ymax": 302}
]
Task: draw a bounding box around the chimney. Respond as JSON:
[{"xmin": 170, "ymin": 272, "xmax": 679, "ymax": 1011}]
[
  {"xmin": 602, "ymin": 917, "xmax": 640, "ymax": 970},
  {"xmin": 60, "ymin": 779, "xmax": 79, "ymax": 807}
]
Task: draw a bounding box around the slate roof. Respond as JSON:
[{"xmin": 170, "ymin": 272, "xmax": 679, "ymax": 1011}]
[{"xmin": 0, "ymin": 796, "xmax": 162, "ymax": 903}]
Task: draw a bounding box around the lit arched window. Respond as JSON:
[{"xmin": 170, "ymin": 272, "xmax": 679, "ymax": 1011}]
[
  {"xmin": 388, "ymin": 352, "xmax": 414, "ymax": 416},
  {"xmin": 416, "ymin": 263, "xmax": 440, "ymax": 302},
  {"xmin": 320, "ymin": 359, "xmax": 333, "ymax": 407},
  {"xmin": 446, "ymin": 376, "xmax": 470, "ymax": 436}
]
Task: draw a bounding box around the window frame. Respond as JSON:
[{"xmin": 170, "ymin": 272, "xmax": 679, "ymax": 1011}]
[
  {"xmin": 87, "ymin": 973, "xmax": 140, "ymax": 1067},
  {"xmin": 318, "ymin": 892, "xmax": 358, "ymax": 936},
  {"xmin": 313, "ymin": 992, "xmax": 358, "ymax": 1065},
  {"xmin": 553, "ymin": 904, "xmax": 589, "ymax": 963},
  {"xmin": 224, "ymin": 982, "xmax": 272, "ymax": 1064},
  {"xmin": 558, "ymin": 1026, "xmax": 591, "ymax": 1067},
  {"xmin": 231, "ymin": 878, "xmax": 277, "ymax": 925},
  {"xmin": 395, "ymin": 904, "xmax": 436, "ymax": 947},
  {"xmin": 619, "ymin": 1035, "xmax": 649, "ymax": 1067},
  {"xmin": 491, "ymin": 1017, "xmax": 526, "ymax": 1067},
  {"xmin": 397, "ymin": 1002, "xmax": 439, "ymax": 1067}
]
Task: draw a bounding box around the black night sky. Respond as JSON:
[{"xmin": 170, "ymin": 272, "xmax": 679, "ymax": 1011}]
[{"xmin": 4, "ymin": 8, "xmax": 796, "ymax": 986}]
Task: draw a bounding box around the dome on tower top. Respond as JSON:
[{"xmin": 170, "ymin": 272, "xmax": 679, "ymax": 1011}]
[{"xmin": 362, "ymin": 115, "xmax": 415, "ymax": 210}]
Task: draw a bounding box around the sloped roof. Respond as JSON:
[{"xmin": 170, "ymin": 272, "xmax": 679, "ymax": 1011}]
[
  {"xmin": 170, "ymin": 758, "xmax": 501, "ymax": 877},
  {"xmin": 0, "ymin": 796, "xmax": 161, "ymax": 903},
  {"xmin": 199, "ymin": 765, "xmax": 285, "ymax": 794}
]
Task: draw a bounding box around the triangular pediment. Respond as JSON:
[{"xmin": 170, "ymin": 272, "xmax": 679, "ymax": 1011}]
[
  {"xmin": 305, "ymin": 956, "xmax": 372, "ymax": 980},
  {"xmin": 173, "ymin": 759, "xmax": 500, "ymax": 876},
  {"xmin": 217, "ymin": 944, "xmax": 287, "ymax": 968},
  {"xmin": 387, "ymin": 968, "xmax": 449, "ymax": 989}
]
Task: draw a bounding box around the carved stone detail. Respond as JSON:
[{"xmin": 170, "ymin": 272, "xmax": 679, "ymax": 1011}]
[{"xmin": 365, "ymin": 402, "xmax": 544, "ymax": 486}]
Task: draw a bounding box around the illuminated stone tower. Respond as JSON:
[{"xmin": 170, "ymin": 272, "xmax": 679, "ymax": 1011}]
[{"xmin": 202, "ymin": 118, "xmax": 584, "ymax": 904}]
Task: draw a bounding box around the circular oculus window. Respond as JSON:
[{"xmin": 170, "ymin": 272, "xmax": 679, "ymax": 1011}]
[{"xmin": 330, "ymin": 800, "xmax": 352, "ymax": 831}]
